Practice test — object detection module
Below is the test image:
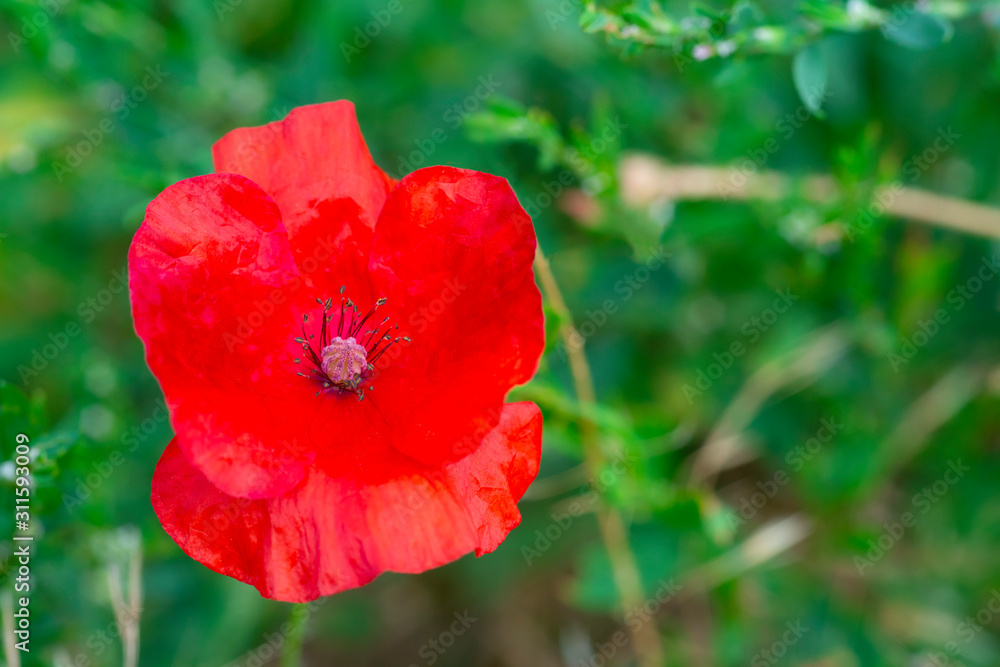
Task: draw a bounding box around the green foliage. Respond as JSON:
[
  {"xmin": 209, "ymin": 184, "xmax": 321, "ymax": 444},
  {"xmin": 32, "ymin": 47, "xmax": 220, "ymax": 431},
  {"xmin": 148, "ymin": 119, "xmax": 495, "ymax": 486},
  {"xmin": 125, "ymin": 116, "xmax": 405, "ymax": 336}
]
[
  {"xmin": 580, "ymin": 0, "xmax": 975, "ymax": 109},
  {"xmin": 2, "ymin": 0, "xmax": 1000, "ymax": 665}
]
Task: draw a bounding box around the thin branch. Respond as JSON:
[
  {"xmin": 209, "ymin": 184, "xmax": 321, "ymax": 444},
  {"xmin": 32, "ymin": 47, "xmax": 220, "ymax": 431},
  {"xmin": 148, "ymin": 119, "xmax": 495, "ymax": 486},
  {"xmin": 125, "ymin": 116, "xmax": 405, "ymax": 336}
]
[
  {"xmin": 107, "ymin": 540, "xmax": 142, "ymax": 667},
  {"xmin": 688, "ymin": 324, "xmax": 850, "ymax": 486},
  {"xmin": 681, "ymin": 514, "xmax": 813, "ymax": 592},
  {"xmin": 619, "ymin": 154, "xmax": 1000, "ymax": 240},
  {"xmin": 862, "ymin": 363, "xmax": 986, "ymax": 502},
  {"xmin": 128, "ymin": 543, "xmax": 142, "ymax": 667},
  {"xmin": 533, "ymin": 246, "xmax": 665, "ymax": 667}
]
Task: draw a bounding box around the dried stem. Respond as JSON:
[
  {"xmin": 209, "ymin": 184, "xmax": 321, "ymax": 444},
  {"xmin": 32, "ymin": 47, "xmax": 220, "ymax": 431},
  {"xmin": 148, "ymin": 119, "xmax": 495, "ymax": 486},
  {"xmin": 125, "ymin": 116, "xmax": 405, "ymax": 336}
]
[
  {"xmin": 107, "ymin": 543, "xmax": 142, "ymax": 667},
  {"xmin": 533, "ymin": 245, "xmax": 665, "ymax": 667},
  {"xmin": 619, "ymin": 154, "xmax": 1000, "ymax": 240},
  {"xmin": 688, "ymin": 324, "xmax": 849, "ymax": 487}
]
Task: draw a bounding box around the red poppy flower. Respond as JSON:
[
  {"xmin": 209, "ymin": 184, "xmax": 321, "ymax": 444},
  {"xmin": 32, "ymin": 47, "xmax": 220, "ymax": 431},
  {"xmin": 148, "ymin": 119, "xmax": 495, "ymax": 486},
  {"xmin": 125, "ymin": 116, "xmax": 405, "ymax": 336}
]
[{"xmin": 129, "ymin": 101, "xmax": 545, "ymax": 602}]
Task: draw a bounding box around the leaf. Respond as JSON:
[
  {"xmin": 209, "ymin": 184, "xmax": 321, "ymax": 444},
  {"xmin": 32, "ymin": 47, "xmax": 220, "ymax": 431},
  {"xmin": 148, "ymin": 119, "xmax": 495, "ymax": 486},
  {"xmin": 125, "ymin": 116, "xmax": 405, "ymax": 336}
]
[
  {"xmin": 727, "ymin": 0, "xmax": 764, "ymax": 35},
  {"xmin": 579, "ymin": 9, "xmax": 617, "ymax": 34},
  {"xmin": 792, "ymin": 40, "xmax": 830, "ymax": 118},
  {"xmin": 882, "ymin": 10, "xmax": 953, "ymax": 50},
  {"xmin": 0, "ymin": 380, "xmax": 44, "ymax": 455},
  {"xmin": 0, "ymin": 381, "xmax": 75, "ymax": 485},
  {"xmin": 796, "ymin": 0, "xmax": 850, "ymax": 26}
]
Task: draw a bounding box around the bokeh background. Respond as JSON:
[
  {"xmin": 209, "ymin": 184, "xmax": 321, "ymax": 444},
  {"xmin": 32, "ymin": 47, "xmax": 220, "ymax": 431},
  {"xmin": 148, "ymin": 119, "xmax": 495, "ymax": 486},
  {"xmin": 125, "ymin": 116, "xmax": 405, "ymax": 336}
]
[{"xmin": 3, "ymin": 0, "xmax": 1000, "ymax": 665}]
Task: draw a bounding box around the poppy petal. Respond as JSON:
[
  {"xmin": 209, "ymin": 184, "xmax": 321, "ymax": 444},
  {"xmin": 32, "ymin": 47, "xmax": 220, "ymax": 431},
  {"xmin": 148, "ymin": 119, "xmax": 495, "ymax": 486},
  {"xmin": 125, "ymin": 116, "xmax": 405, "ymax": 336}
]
[
  {"xmin": 367, "ymin": 166, "xmax": 544, "ymax": 464},
  {"xmin": 212, "ymin": 101, "xmax": 395, "ymax": 230},
  {"xmin": 212, "ymin": 103, "xmax": 393, "ymax": 299},
  {"xmin": 281, "ymin": 196, "xmax": 376, "ymax": 304},
  {"xmin": 150, "ymin": 401, "xmax": 543, "ymax": 602},
  {"xmin": 129, "ymin": 173, "xmax": 312, "ymax": 498}
]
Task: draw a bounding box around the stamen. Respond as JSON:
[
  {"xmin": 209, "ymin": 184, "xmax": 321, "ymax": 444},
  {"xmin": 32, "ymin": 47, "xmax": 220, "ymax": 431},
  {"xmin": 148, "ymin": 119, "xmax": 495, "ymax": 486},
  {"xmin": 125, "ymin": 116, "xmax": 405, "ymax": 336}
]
[{"xmin": 292, "ymin": 290, "xmax": 410, "ymax": 397}]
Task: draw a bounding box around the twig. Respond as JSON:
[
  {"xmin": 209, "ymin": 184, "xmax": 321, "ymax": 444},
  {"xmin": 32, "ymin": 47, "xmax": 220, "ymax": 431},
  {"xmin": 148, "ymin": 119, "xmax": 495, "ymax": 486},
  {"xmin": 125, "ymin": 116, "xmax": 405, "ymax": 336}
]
[
  {"xmin": 107, "ymin": 541, "xmax": 142, "ymax": 667},
  {"xmin": 533, "ymin": 246, "xmax": 665, "ymax": 667},
  {"xmin": 863, "ymin": 363, "xmax": 986, "ymax": 501},
  {"xmin": 619, "ymin": 154, "xmax": 1000, "ymax": 240},
  {"xmin": 688, "ymin": 324, "xmax": 850, "ymax": 486},
  {"xmin": 680, "ymin": 514, "xmax": 813, "ymax": 592}
]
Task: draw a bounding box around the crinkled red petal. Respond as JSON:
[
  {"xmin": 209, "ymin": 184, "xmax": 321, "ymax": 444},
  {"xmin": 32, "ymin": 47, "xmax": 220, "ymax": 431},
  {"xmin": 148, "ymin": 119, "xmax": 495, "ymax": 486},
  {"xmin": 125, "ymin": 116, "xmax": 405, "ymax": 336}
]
[
  {"xmin": 367, "ymin": 166, "xmax": 544, "ymax": 465},
  {"xmin": 212, "ymin": 101, "xmax": 395, "ymax": 229},
  {"xmin": 129, "ymin": 173, "xmax": 315, "ymax": 498},
  {"xmin": 151, "ymin": 402, "xmax": 542, "ymax": 602}
]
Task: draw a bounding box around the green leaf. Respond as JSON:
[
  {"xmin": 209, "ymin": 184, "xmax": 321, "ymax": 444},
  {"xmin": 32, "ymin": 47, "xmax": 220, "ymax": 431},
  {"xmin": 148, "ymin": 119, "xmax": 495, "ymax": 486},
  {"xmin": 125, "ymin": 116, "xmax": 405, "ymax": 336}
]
[
  {"xmin": 0, "ymin": 381, "xmax": 73, "ymax": 484},
  {"xmin": 792, "ymin": 40, "xmax": 830, "ymax": 118},
  {"xmin": 796, "ymin": 0, "xmax": 850, "ymax": 26},
  {"xmin": 882, "ymin": 10, "xmax": 953, "ymax": 50},
  {"xmin": 579, "ymin": 9, "xmax": 617, "ymax": 34},
  {"xmin": 0, "ymin": 380, "xmax": 44, "ymax": 454},
  {"xmin": 727, "ymin": 0, "xmax": 764, "ymax": 35}
]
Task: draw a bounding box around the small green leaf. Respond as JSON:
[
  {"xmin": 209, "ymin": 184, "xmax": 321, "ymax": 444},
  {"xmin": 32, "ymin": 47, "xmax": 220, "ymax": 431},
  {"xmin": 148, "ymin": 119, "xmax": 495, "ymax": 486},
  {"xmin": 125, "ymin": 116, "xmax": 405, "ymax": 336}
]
[
  {"xmin": 796, "ymin": 0, "xmax": 850, "ymax": 26},
  {"xmin": 579, "ymin": 10, "xmax": 616, "ymax": 34},
  {"xmin": 792, "ymin": 40, "xmax": 830, "ymax": 118},
  {"xmin": 882, "ymin": 11, "xmax": 953, "ymax": 50},
  {"xmin": 728, "ymin": 0, "xmax": 764, "ymax": 35}
]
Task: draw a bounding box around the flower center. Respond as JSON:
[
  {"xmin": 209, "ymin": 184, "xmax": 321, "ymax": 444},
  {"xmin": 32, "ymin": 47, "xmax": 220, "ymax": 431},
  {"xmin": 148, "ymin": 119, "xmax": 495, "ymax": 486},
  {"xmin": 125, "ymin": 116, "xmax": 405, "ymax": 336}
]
[
  {"xmin": 320, "ymin": 337, "xmax": 368, "ymax": 384},
  {"xmin": 293, "ymin": 286, "xmax": 409, "ymax": 400}
]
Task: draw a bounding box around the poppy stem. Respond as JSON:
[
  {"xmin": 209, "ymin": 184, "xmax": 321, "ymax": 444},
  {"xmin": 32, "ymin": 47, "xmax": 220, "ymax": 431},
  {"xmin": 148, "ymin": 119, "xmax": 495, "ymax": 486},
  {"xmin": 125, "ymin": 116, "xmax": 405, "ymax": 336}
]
[
  {"xmin": 533, "ymin": 245, "xmax": 666, "ymax": 667},
  {"xmin": 280, "ymin": 603, "xmax": 311, "ymax": 667}
]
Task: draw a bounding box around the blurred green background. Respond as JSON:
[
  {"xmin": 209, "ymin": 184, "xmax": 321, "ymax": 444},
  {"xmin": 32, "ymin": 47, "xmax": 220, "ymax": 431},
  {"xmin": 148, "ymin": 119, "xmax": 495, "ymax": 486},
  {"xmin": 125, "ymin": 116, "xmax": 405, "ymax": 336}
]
[{"xmin": 3, "ymin": 0, "xmax": 1000, "ymax": 665}]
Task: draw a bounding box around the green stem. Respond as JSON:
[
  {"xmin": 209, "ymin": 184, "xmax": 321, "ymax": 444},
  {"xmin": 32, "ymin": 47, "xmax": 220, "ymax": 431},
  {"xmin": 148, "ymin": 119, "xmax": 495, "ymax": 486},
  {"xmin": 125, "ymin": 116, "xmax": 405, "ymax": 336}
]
[{"xmin": 280, "ymin": 603, "xmax": 311, "ymax": 667}]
